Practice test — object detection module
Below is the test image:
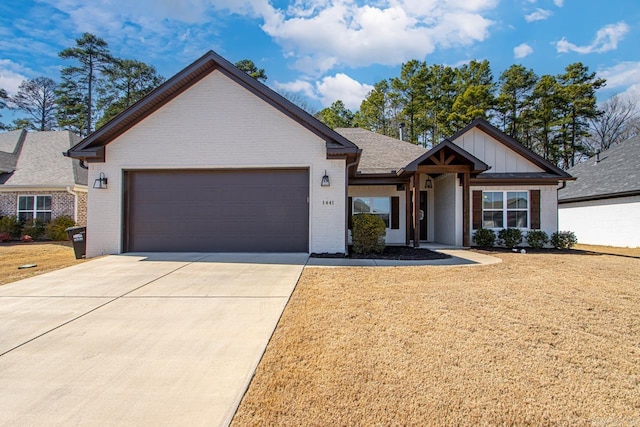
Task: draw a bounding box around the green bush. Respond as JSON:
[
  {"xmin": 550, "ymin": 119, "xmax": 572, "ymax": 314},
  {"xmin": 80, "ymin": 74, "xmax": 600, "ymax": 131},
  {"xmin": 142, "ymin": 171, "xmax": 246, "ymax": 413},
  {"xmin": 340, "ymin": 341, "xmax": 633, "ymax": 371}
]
[
  {"xmin": 497, "ymin": 228, "xmax": 523, "ymax": 249},
  {"xmin": 472, "ymin": 228, "xmax": 496, "ymax": 247},
  {"xmin": 526, "ymin": 230, "xmax": 549, "ymax": 249},
  {"xmin": 551, "ymin": 231, "xmax": 577, "ymax": 249},
  {"xmin": 352, "ymin": 214, "xmax": 386, "ymax": 254},
  {"xmin": 21, "ymin": 218, "xmax": 46, "ymax": 240},
  {"xmin": 45, "ymin": 215, "xmax": 76, "ymax": 241},
  {"xmin": 0, "ymin": 215, "xmax": 22, "ymax": 239}
]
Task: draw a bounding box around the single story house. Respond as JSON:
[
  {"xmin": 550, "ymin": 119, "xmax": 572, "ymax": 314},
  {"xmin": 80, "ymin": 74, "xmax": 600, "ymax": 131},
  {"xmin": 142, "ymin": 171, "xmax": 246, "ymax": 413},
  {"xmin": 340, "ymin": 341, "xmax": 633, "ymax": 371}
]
[
  {"xmin": 67, "ymin": 50, "xmax": 572, "ymax": 257},
  {"xmin": 1, "ymin": 129, "xmax": 87, "ymax": 225},
  {"xmin": 559, "ymin": 135, "xmax": 640, "ymax": 247}
]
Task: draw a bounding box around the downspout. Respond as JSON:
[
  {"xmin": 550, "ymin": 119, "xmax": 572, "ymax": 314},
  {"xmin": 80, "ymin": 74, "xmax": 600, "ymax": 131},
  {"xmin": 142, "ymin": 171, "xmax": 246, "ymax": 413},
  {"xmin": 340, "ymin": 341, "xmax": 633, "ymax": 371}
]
[
  {"xmin": 65, "ymin": 186, "xmax": 79, "ymax": 223},
  {"xmin": 344, "ymin": 157, "xmax": 360, "ymax": 256},
  {"xmin": 556, "ymin": 180, "xmax": 568, "ymax": 234}
]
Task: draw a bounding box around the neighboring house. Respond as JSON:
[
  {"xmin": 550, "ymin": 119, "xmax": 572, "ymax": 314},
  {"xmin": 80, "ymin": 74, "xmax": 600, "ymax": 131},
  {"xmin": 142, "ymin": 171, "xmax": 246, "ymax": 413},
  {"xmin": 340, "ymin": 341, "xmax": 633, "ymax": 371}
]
[
  {"xmin": 67, "ymin": 50, "xmax": 572, "ymax": 257},
  {"xmin": 559, "ymin": 136, "xmax": 640, "ymax": 247},
  {"xmin": 0, "ymin": 129, "xmax": 88, "ymax": 226}
]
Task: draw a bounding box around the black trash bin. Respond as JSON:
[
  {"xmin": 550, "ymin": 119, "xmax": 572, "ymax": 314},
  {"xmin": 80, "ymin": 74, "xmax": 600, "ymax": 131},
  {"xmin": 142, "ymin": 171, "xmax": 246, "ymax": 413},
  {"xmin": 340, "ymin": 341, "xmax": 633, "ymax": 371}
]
[{"xmin": 66, "ymin": 226, "xmax": 87, "ymax": 259}]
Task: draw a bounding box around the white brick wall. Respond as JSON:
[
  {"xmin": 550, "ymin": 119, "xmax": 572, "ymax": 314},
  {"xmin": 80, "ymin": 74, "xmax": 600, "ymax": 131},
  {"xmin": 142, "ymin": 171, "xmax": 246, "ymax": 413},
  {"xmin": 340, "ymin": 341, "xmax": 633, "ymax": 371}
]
[
  {"xmin": 559, "ymin": 196, "xmax": 640, "ymax": 247},
  {"xmin": 86, "ymin": 70, "xmax": 346, "ymax": 257}
]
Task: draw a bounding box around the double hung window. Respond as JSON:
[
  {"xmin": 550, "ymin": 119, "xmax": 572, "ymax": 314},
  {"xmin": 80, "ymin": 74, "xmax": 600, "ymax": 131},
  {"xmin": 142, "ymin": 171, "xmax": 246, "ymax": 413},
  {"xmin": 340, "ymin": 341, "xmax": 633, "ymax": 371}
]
[
  {"xmin": 18, "ymin": 195, "xmax": 52, "ymax": 223},
  {"xmin": 482, "ymin": 191, "xmax": 528, "ymax": 229}
]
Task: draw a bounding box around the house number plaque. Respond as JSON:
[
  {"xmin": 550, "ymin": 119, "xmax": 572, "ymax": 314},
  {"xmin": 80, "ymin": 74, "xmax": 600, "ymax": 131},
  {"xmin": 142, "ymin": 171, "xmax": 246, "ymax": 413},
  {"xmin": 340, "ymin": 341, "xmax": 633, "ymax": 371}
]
[{"xmin": 322, "ymin": 200, "xmax": 335, "ymax": 205}]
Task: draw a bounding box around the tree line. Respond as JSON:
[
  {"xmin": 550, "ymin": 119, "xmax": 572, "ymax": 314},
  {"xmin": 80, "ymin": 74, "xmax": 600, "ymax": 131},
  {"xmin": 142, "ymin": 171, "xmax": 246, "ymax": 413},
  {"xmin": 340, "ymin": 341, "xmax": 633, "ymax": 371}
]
[
  {"xmin": 0, "ymin": 33, "xmax": 266, "ymax": 137},
  {"xmin": 316, "ymin": 60, "xmax": 639, "ymax": 169}
]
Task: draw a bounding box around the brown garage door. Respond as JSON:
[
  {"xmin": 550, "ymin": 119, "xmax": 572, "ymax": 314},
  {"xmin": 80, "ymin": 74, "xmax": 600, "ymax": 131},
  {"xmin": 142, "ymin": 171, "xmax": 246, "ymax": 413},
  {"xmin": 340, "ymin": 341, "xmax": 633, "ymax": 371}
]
[{"xmin": 124, "ymin": 169, "xmax": 309, "ymax": 252}]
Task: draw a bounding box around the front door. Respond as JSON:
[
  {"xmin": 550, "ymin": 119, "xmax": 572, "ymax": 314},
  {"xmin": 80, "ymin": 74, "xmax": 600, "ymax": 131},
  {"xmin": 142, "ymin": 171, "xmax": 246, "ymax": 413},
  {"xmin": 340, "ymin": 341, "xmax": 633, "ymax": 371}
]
[{"xmin": 420, "ymin": 191, "xmax": 428, "ymax": 241}]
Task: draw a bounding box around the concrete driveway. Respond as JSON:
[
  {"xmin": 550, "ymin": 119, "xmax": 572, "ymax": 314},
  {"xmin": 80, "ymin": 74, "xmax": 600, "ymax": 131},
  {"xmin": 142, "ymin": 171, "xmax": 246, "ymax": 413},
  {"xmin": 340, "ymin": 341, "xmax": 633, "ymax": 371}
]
[{"xmin": 0, "ymin": 252, "xmax": 308, "ymax": 426}]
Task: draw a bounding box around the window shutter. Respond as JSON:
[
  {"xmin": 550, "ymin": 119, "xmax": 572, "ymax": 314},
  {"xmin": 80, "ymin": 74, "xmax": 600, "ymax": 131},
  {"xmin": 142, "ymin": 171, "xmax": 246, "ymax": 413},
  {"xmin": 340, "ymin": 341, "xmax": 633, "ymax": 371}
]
[
  {"xmin": 391, "ymin": 197, "xmax": 400, "ymax": 229},
  {"xmin": 472, "ymin": 191, "xmax": 482, "ymax": 229},
  {"xmin": 348, "ymin": 197, "xmax": 353, "ymax": 229},
  {"xmin": 530, "ymin": 190, "xmax": 541, "ymax": 229}
]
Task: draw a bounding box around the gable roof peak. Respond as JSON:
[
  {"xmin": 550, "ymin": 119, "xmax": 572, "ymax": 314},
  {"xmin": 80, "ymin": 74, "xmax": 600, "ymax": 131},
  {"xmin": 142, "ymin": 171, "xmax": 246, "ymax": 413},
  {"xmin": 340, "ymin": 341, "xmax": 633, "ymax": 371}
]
[{"xmin": 67, "ymin": 49, "xmax": 359, "ymax": 162}]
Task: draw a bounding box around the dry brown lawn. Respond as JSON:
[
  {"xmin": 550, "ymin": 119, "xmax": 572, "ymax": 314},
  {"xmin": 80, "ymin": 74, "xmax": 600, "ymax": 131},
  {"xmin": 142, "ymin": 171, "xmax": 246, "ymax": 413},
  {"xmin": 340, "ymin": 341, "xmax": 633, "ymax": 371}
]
[
  {"xmin": 0, "ymin": 242, "xmax": 86, "ymax": 286},
  {"xmin": 575, "ymin": 244, "xmax": 640, "ymax": 259},
  {"xmin": 233, "ymin": 250, "xmax": 640, "ymax": 426}
]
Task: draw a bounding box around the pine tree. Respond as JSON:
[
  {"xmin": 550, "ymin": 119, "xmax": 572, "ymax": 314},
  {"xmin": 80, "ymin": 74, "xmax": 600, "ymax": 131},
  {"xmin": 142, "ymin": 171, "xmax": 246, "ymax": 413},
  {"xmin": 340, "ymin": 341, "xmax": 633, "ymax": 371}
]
[
  {"xmin": 496, "ymin": 65, "xmax": 537, "ymax": 141},
  {"xmin": 234, "ymin": 59, "xmax": 267, "ymax": 82},
  {"xmin": 0, "ymin": 88, "xmax": 8, "ymax": 130},
  {"xmin": 448, "ymin": 60, "xmax": 496, "ymax": 131},
  {"xmin": 391, "ymin": 60, "xmax": 427, "ymax": 144},
  {"xmin": 315, "ymin": 100, "xmax": 354, "ymax": 128},
  {"xmin": 97, "ymin": 59, "xmax": 164, "ymax": 128},
  {"xmin": 11, "ymin": 77, "xmax": 58, "ymax": 131},
  {"xmin": 56, "ymin": 33, "xmax": 113, "ymax": 136}
]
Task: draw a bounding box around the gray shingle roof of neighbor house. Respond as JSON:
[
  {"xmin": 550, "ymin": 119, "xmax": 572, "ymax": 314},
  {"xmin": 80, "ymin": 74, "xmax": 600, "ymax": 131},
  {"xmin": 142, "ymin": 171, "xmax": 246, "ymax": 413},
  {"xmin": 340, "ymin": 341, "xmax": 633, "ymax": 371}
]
[
  {"xmin": 0, "ymin": 130, "xmax": 87, "ymax": 187},
  {"xmin": 0, "ymin": 129, "xmax": 27, "ymax": 173},
  {"xmin": 335, "ymin": 127, "xmax": 427, "ymax": 174},
  {"xmin": 558, "ymin": 134, "xmax": 640, "ymax": 202},
  {"xmin": 66, "ymin": 50, "xmax": 361, "ymax": 167}
]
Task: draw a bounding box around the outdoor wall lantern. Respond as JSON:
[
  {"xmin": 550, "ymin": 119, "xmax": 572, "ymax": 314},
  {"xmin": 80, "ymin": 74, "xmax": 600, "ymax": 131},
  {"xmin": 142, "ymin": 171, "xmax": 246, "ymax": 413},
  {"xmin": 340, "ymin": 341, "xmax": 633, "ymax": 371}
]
[
  {"xmin": 93, "ymin": 172, "xmax": 108, "ymax": 189},
  {"xmin": 321, "ymin": 170, "xmax": 330, "ymax": 187},
  {"xmin": 425, "ymin": 177, "xmax": 433, "ymax": 189}
]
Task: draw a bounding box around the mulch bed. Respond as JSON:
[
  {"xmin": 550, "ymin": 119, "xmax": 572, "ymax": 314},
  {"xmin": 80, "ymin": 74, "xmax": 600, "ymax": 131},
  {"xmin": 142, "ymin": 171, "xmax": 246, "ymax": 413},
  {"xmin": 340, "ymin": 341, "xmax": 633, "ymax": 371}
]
[{"xmin": 312, "ymin": 246, "xmax": 451, "ymax": 260}]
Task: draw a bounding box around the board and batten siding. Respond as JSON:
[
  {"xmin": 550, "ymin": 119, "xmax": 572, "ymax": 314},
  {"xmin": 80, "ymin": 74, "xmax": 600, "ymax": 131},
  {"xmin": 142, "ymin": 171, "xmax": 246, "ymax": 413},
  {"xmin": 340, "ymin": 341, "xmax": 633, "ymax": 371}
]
[
  {"xmin": 559, "ymin": 195, "xmax": 640, "ymax": 247},
  {"xmin": 452, "ymin": 128, "xmax": 544, "ymax": 173},
  {"xmin": 86, "ymin": 70, "xmax": 346, "ymax": 257}
]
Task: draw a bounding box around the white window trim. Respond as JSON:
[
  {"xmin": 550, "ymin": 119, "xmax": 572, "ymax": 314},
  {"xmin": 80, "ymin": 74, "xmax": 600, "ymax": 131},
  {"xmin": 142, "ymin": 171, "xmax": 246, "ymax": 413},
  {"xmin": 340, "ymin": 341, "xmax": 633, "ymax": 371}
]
[
  {"xmin": 482, "ymin": 191, "xmax": 530, "ymax": 230},
  {"xmin": 17, "ymin": 195, "xmax": 52, "ymax": 222}
]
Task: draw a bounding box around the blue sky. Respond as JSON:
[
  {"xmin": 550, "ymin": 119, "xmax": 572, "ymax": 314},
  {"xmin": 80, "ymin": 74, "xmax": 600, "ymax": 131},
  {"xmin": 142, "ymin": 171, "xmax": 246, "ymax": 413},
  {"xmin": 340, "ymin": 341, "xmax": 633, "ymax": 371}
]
[{"xmin": 1, "ymin": 0, "xmax": 639, "ymax": 113}]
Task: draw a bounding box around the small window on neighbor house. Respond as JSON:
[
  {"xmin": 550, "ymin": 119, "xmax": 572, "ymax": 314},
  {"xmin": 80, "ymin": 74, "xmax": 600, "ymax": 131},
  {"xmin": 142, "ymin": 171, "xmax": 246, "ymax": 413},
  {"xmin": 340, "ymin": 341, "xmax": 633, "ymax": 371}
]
[
  {"xmin": 18, "ymin": 195, "xmax": 52, "ymax": 223},
  {"xmin": 353, "ymin": 197, "xmax": 391, "ymax": 228},
  {"xmin": 482, "ymin": 191, "xmax": 528, "ymax": 229}
]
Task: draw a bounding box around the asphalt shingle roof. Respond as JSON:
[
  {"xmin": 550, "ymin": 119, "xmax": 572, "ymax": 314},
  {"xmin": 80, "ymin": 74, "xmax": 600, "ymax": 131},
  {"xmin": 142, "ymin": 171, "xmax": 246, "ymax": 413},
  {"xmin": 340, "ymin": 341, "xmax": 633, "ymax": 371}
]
[
  {"xmin": 558, "ymin": 135, "xmax": 640, "ymax": 201},
  {"xmin": 0, "ymin": 131, "xmax": 87, "ymax": 186},
  {"xmin": 0, "ymin": 129, "xmax": 25, "ymax": 173},
  {"xmin": 335, "ymin": 128, "xmax": 426, "ymax": 174}
]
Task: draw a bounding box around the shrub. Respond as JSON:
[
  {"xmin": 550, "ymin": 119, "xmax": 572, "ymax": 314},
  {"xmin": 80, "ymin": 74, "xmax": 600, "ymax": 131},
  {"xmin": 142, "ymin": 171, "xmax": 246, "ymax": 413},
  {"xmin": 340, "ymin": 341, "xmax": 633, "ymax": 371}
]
[
  {"xmin": 21, "ymin": 218, "xmax": 46, "ymax": 240},
  {"xmin": 21, "ymin": 235, "xmax": 33, "ymax": 243},
  {"xmin": 0, "ymin": 215, "xmax": 22, "ymax": 239},
  {"xmin": 352, "ymin": 214, "xmax": 386, "ymax": 254},
  {"xmin": 0, "ymin": 232, "xmax": 12, "ymax": 242},
  {"xmin": 551, "ymin": 231, "xmax": 577, "ymax": 249},
  {"xmin": 45, "ymin": 215, "xmax": 76, "ymax": 241},
  {"xmin": 473, "ymin": 228, "xmax": 496, "ymax": 247},
  {"xmin": 526, "ymin": 230, "xmax": 549, "ymax": 249},
  {"xmin": 497, "ymin": 228, "xmax": 523, "ymax": 249}
]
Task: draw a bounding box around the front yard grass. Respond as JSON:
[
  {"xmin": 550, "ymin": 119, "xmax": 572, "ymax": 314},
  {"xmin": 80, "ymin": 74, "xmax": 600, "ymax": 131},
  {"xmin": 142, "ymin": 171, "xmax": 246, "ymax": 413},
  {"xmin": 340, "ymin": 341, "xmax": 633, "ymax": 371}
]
[
  {"xmin": 0, "ymin": 242, "xmax": 86, "ymax": 286},
  {"xmin": 233, "ymin": 249, "xmax": 640, "ymax": 425}
]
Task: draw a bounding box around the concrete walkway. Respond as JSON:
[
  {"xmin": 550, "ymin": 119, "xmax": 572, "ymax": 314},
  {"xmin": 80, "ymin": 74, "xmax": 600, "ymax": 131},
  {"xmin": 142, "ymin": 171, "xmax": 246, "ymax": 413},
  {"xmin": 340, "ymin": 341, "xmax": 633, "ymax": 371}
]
[
  {"xmin": 306, "ymin": 248, "xmax": 502, "ymax": 267},
  {"xmin": 0, "ymin": 252, "xmax": 308, "ymax": 427}
]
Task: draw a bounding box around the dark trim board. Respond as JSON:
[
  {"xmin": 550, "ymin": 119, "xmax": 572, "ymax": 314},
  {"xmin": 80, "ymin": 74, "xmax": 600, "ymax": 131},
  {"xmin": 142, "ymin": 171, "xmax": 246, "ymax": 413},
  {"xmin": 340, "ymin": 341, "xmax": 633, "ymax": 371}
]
[{"xmin": 123, "ymin": 168, "xmax": 310, "ymax": 252}]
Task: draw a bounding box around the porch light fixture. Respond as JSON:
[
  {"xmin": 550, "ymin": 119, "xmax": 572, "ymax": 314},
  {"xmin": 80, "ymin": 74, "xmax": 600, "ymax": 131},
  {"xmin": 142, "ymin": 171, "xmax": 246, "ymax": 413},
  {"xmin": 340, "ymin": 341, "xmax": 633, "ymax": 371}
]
[
  {"xmin": 321, "ymin": 170, "xmax": 330, "ymax": 187},
  {"xmin": 425, "ymin": 178, "xmax": 433, "ymax": 189},
  {"xmin": 93, "ymin": 172, "xmax": 108, "ymax": 189}
]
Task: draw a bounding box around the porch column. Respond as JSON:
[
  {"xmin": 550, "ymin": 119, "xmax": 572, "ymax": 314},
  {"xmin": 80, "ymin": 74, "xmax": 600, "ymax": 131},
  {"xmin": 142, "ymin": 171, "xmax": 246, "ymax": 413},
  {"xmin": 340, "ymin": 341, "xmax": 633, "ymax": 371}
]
[
  {"xmin": 405, "ymin": 183, "xmax": 411, "ymax": 246},
  {"xmin": 413, "ymin": 172, "xmax": 420, "ymax": 248},
  {"xmin": 462, "ymin": 172, "xmax": 470, "ymax": 247}
]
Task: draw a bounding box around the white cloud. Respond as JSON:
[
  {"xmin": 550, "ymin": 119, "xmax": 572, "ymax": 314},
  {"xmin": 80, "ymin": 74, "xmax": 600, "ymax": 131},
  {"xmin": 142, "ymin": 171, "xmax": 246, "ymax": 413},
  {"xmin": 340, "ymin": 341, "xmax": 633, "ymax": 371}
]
[
  {"xmin": 598, "ymin": 61, "xmax": 640, "ymax": 101},
  {"xmin": 316, "ymin": 73, "xmax": 374, "ymax": 109},
  {"xmin": 524, "ymin": 8, "xmax": 552, "ymax": 22},
  {"xmin": 553, "ymin": 0, "xmax": 564, "ymax": 6},
  {"xmin": 0, "ymin": 59, "xmax": 30, "ymax": 95},
  {"xmin": 272, "ymin": 79, "xmax": 317, "ymax": 100},
  {"xmin": 556, "ymin": 22, "xmax": 630, "ymax": 54},
  {"xmin": 33, "ymin": 0, "xmax": 499, "ymax": 76},
  {"xmin": 514, "ymin": 43, "xmax": 534, "ymax": 59},
  {"xmin": 274, "ymin": 73, "xmax": 374, "ymax": 110},
  {"xmin": 261, "ymin": 1, "xmax": 497, "ymax": 74}
]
